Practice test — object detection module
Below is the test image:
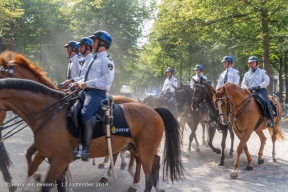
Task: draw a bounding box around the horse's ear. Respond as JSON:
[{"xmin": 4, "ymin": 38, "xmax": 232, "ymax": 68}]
[{"xmin": 199, "ymin": 76, "xmax": 203, "ymax": 84}]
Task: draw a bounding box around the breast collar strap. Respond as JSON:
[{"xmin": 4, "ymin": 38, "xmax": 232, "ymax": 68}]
[{"xmin": 0, "ymin": 61, "xmax": 14, "ymax": 78}]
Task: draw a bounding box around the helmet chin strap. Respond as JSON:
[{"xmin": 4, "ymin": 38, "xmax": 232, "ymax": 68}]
[{"xmin": 94, "ymin": 40, "xmax": 106, "ymax": 53}]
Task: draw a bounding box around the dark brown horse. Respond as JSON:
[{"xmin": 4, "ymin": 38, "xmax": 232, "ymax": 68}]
[
  {"xmin": 191, "ymin": 77, "xmax": 234, "ymax": 166},
  {"xmin": 213, "ymin": 83, "xmax": 284, "ymax": 178},
  {"xmin": 0, "ymin": 51, "xmax": 146, "ymax": 191},
  {"xmin": 172, "ymin": 84, "xmax": 208, "ymax": 152},
  {"xmin": 140, "ymin": 95, "xmax": 189, "ymax": 146},
  {"xmin": 0, "ymin": 78, "xmax": 184, "ymax": 191}
]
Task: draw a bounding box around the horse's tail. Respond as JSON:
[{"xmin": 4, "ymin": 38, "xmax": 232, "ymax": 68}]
[
  {"xmin": 154, "ymin": 107, "xmax": 184, "ymax": 183},
  {"xmin": 0, "ymin": 137, "xmax": 13, "ymax": 183},
  {"xmin": 268, "ymin": 99, "xmax": 285, "ymax": 141}
]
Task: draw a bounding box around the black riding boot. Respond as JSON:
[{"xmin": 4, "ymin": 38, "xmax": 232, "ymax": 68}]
[
  {"xmin": 266, "ymin": 104, "xmax": 275, "ymax": 128},
  {"xmin": 81, "ymin": 119, "xmax": 94, "ymax": 162}
]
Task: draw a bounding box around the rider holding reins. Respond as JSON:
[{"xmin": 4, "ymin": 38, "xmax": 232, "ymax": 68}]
[{"xmin": 241, "ymin": 56, "xmax": 275, "ymax": 128}]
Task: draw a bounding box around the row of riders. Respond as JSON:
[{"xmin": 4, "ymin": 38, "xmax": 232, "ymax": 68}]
[
  {"xmin": 161, "ymin": 55, "xmax": 275, "ymax": 129},
  {"xmin": 0, "ymin": 29, "xmax": 282, "ymax": 191}
]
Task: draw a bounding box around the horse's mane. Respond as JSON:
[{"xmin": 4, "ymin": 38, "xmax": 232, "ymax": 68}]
[
  {"xmin": 0, "ymin": 78, "xmax": 65, "ymax": 99},
  {"xmin": 0, "ymin": 51, "xmax": 56, "ymax": 88}
]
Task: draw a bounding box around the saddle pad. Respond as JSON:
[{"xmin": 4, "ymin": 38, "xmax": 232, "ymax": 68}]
[{"xmin": 67, "ymin": 104, "xmax": 132, "ymax": 139}]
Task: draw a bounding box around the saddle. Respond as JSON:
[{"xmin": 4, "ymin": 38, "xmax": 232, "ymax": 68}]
[
  {"xmin": 252, "ymin": 92, "xmax": 278, "ymax": 117},
  {"xmin": 67, "ymin": 95, "xmax": 132, "ymax": 139},
  {"xmin": 252, "ymin": 92, "xmax": 278, "ymax": 130}
]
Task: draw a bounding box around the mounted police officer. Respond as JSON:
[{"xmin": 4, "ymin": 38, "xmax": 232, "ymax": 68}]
[
  {"xmin": 190, "ymin": 64, "xmax": 207, "ymax": 89},
  {"xmin": 160, "ymin": 67, "xmax": 177, "ymax": 97},
  {"xmin": 71, "ymin": 30, "xmax": 115, "ymax": 161},
  {"xmin": 64, "ymin": 37, "xmax": 94, "ymax": 85},
  {"xmin": 241, "ymin": 56, "xmax": 275, "ymax": 128},
  {"xmin": 64, "ymin": 41, "xmax": 82, "ymax": 80},
  {"xmin": 216, "ymin": 56, "xmax": 240, "ymax": 89}
]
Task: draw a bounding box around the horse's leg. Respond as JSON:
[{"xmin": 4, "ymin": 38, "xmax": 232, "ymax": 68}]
[
  {"xmin": 99, "ymin": 152, "xmax": 119, "ymax": 183},
  {"xmin": 227, "ymin": 124, "xmax": 234, "ymax": 158},
  {"xmin": 187, "ymin": 121, "xmax": 199, "ymax": 152},
  {"xmin": 243, "ymin": 144, "xmax": 253, "ymax": 170},
  {"xmin": 128, "ymin": 153, "xmax": 135, "ymax": 177},
  {"xmin": 25, "ymin": 143, "xmax": 37, "ymax": 167},
  {"xmin": 200, "ymin": 122, "xmax": 206, "ymax": 146},
  {"xmin": 98, "ymin": 156, "xmax": 109, "ymax": 168},
  {"xmin": 207, "ymin": 125, "xmax": 220, "ymax": 154},
  {"xmin": 56, "ymin": 169, "xmax": 67, "ymax": 192},
  {"xmin": 65, "ymin": 167, "xmax": 73, "ymax": 192},
  {"xmin": 219, "ymin": 128, "xmax": 228, "ymax": 166},
  {"xmin": 179, "ymin": 116, "xmax": 186, "ymax": 147},
  {"xmin": 128, "ymin": 155, "xmax": 141, "ymax": 192},
  {"xmin": 255, "ymin": 130, "xmax": 267, "ymax": 165},
  {"xmin": 42, "ymin": 159, "xmax": 70, "ymax": 192},
  {"xmin": 23, "ymin": 152, "xmax": 45, "ymax": 192},
  {"xmin": 230, "ymin": 130, "xmax": 252, "ymax": 179},
  {"xmin": 120, "ymin": 150, "xmax": 127, "ymax": 169}
]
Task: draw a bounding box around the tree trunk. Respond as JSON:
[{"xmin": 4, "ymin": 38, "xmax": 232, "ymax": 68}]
[{"xmin": 261, "ymin": 10, "xmax": 271, "ymax": 93}]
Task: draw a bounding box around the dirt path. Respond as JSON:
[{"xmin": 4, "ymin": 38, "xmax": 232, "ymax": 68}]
[{"xmin": 1, "ymin": 119, "xmax": 288, "ymax": 192}]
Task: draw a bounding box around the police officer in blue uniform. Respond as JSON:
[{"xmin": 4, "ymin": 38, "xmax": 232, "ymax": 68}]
[
  {"xmin": 64, "ymin": 37, "xmax": 94, "ymax": 85},
  {"xmin": 72, "ymin": 31, "xmax": 115, "ymax": 161},
  {"xmin": 190, "ymin": 64, "xmax": 207, "ymax": 89},
  {"xmin": 64, "ymin": 41, "xmax": 82, "ymax": 79},
  {"xmin": 216, "ymin": 56, "xmax": 240, "ymax": 89},
  {"xmin": 241, "ymin": 56, "xmax": 275, "ymax": 128},
  {"xmin": 161, "ymin": 67, "xmax": 177, "ymax": 96}
]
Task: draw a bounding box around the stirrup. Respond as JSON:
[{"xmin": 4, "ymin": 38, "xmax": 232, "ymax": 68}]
[
  {"xmin": 81, "ymin": 151, "xmax": 90, "ymax": 162},
  {"xmin": 267, "ymin": 121, "xmax": 275, "ymax": 128}
]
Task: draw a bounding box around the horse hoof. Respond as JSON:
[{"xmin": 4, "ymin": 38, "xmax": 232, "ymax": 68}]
[
  {"xmin": 99, "ymin": 177, "xmax": 108, "ymax": 183},
  {"xmin": 273, "ymin": 159, "xmax": 277, "ymax": 162},
  {"xmin": 196, "ymin": 148, "xmax": 200, "ymax": 152},
  {"xmin": 218, "ymin": 161, "xmax": 224, "ymax": 166},
  {"xmin": 215, "ymin": 149, "xmax": 221, "ymax": 154},
  {"xmin": 9, "ymin": 186, "xmax": 17, "ymax": 192},
  {"xmin": 226, "ymin": 153, "xmax": 233, "ymax": 158},
  {"xmin": 98, "ymin": 163, "xmax": 105, "ymax": 169},
  {"xmin": 230, "ymin": 172, "xmax": 238, "ymax": 179},
  {"xmin": 121, "ymin": 163, "xmax": 127, "ymax": 170},
  {"xmin": 258, "ymin": 159, "xmax": 265, "ymax": 165},
  {"xmin": 33, "ymin": 173, "xmax": 41, "ymax": 182},
  {"xmin": 245, "ymin": 166, "xmax": 253, "ymax": 171},
  {"xmin": 127, "ymin": 186, "xmax": 137, "ymax": 192}
]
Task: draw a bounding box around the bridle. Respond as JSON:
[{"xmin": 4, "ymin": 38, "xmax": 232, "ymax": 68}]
[
  {"xmin": 215, "ymin": 93, "xmax": 252, "ymax": 130},
  {"xmin": 0, "ymin": 61, "xmax": 14, "ymax": 78},
  {"xmin": 174, "ymin": 88, "xmax": 188, "ymax": 113},
  {"xmin": 192, "ymin": 83, "xmax": 205, "ymax": 107}
]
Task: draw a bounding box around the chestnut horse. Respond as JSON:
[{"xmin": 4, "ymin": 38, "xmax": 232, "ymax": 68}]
[
  {"xmin": 190, "ymin": 77, "xmax": 235, "ymax": 166},
  {"xmin": 0, "ymin": 78, "xmax": 184, "ymax": 192},
  {"xmin": 0, "ymin": 51, "xmax": 144, "ymax": 191},
  {"xmin": 213, "ymin": 83, "xmax": 284, "ymax": 179},
  {"xmin": 172, "ymin": 84, "xmax": 208, "ymax": 152}
]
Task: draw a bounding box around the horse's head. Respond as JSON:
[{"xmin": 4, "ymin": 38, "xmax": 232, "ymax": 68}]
[
  {"xmin": 212, "ymin": 87, "xmax": 230, "ymax": 125},
  {"xmin": 172, "ymin": 83, "xmax": 192, "ymax": 113},
  {"xmin": 191, "ymin": 77, "xmax": 208, "ymax": 111}
]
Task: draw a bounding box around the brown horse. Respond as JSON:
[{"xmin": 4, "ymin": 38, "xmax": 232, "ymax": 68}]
[
  {"xmin": 140, "ymin": 95, "xmax": 188, "ymax": 146},
  {"xmin": 172, "ymin": 84, "xmax": 208, "ymax": 153},
  {"xmin": 191, "ymin": 77, "xmax": 235, "ymax": 166},
  {"xmin": 0, "ymin": 78, "xmax": 184, "ymax": 191},
  {"xmin": 0, "ymin": 51, "xmax": 145, "ymax": 191},
  {"xmin": 213, "ymin": 83, "xmax": 284, "ymax": 178}
]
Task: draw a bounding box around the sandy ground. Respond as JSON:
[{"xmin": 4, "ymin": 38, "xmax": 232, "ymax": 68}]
[{"xmin": 1, "ymin": 118, "xmax": 288, "ymax": 192}]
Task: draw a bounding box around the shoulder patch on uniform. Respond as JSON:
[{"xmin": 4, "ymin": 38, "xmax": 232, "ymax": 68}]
[
  {"xmin": 107, "ymin": 55, "xmax": 113, "ymax": 61},
  {"xmin": 108, "ymin": 63, "xmax": 114, "ymax": 71},
  {"xmin": 79, "ymin": 60, "xmax": 85, "ymax": 66}
]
